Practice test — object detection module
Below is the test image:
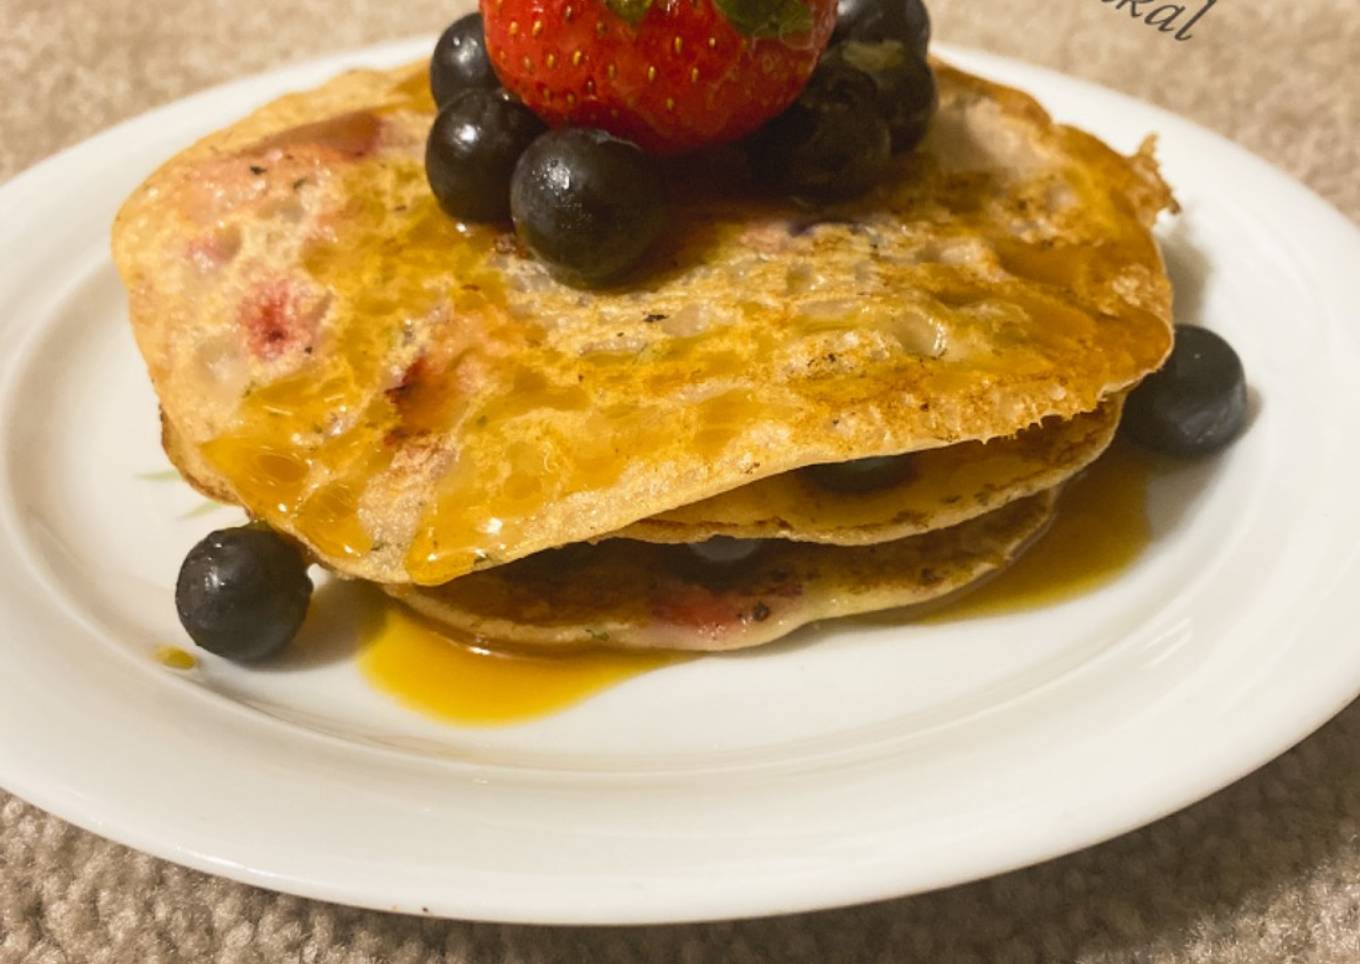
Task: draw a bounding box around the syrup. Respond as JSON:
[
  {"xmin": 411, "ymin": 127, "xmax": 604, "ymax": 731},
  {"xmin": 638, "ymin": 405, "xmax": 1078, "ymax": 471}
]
[
  {"xmin": 360, "ymin": 602, "xmax": 686, "ymax": 725},
  {"xmin": 927, "ymin": 440, "xmax": 1153, "ymax": 620},
  {"xmin": 154, "ymin": 646, "xmax": 197, "ymax": 671}
]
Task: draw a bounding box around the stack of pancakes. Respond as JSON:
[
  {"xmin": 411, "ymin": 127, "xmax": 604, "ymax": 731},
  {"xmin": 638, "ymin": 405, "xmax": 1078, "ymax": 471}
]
[{"xmin": 113, "ymin": 59, "xmax": 1175, "ymax": 652}]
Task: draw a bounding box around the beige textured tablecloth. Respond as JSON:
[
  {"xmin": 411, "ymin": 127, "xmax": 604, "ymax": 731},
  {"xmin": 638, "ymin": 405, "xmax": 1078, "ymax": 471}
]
[{"xmin": 2, "ymin": 1, "xmax": 1358, "ymax": 961}]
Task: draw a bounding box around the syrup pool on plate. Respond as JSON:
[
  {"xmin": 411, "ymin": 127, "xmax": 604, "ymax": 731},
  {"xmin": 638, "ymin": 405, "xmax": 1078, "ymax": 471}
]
[
  {"xmin": 359, "ymin": 602, "xmax": 687, "ymax": 725},
  {"xmin": 925, "ymin": 439, "xmax": 1154, "ymax": 620}
]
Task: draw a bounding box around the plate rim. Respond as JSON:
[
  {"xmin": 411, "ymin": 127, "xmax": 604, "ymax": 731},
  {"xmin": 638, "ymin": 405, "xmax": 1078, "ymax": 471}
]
[{"xmin": 1, "ymin": 35, "xmax": 1359, "ymax": 925}]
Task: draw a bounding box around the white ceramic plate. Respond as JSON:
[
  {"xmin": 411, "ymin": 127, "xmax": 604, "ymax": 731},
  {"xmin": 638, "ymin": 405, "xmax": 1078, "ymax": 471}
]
[{"xmin": 2, "ymin": 36, "xmax": 1359, "ymax": 925}]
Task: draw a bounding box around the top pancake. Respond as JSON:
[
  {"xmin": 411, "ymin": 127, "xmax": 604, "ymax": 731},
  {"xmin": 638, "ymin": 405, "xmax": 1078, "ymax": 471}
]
[{"xmin": 115, "ymin": 59, "xmax": 1174, "ymax": 587}]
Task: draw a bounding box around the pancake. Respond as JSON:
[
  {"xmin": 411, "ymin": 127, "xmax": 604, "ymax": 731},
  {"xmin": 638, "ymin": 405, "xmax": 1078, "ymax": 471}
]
[
  {"xmin": 393, "ymin": 488, "xmax": 1057, "ymax": 652},
  {"xmin": 617, "ymin": 395, "xmax": 1120, "ymax": 545},
  {"xmin": 115, "ymin": 59, "xmax": 1174, "ymax": 587}
]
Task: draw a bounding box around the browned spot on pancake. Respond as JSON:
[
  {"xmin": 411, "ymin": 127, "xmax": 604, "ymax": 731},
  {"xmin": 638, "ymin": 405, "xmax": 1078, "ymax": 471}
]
[
  {"xmin": 763, "ymin": 578, "xmax": 804, "ymax": 599},
  {"xmin": 385, "ymin": 354, "xmax": 472, "ymax": 436},
  {"xmin": 386, "ymin": 356, "xmax": 427, "ymax": 405}
]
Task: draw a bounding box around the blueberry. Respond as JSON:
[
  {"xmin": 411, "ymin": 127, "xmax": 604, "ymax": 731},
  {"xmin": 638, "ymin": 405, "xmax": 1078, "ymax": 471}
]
[
  {"xmin": 510, "ymin": 128, "xmax": 667, "ymax": 285},
  {"xmin": 430, "ymin": 14, "xmax": 498, "ymax": 107},
  {"xmin": 426, "ymin": 89, "xmax": 546, "ymax": 222},
  {"xmin": 175, "ymin": 526, "xmax": 313, "ymax": 663},
  {"xmin": 803, "ymin": 453, "xmax": 916, "ymax": 492},
  {"xmin": 687, "ymin": 537, "xmax": 764, "ymax": 567},
  {"xmin": 1124, "ymin": 325, "xmax": 1248, "ymax": 457},
  {"xmin": 747, "ymin": 61, "xmax": 891, "ymax": 202},
  {"xmin": 834, "ymin": 0, "xmax": 931, "ymax": 57},
  {"xmin": 668, "ymin": 538, "xmax": 765, "ymax": 583},
  {"xmin": 824, "ymin": 40, "xmax": 937, "ymax": 153}
]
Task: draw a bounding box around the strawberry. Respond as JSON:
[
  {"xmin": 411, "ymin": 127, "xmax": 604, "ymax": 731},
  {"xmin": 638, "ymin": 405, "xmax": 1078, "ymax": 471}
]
[{"xmin": 480, "ymin": 0, "xmax": 837, "ymax": 154}]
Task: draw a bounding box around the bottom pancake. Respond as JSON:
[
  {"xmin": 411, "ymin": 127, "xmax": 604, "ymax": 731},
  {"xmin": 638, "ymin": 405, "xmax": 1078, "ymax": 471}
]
[{"xmin": 391, "ymin": 488, "xmax": 1057, "ymax": 653}]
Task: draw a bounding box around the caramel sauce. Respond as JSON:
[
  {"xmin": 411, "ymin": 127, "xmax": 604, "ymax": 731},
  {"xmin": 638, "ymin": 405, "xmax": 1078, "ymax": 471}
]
[
  {"xmin": 926, "ymin": 440, "xmax": 1152, "ymax": 620},
  {"xmin": 359, "ymin": 602, "xmax": 685, "ymax": 725}
]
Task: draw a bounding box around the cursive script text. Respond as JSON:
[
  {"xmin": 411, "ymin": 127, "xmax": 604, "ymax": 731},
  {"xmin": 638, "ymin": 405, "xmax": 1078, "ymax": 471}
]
[{"xmin": 1100, "ymin": 0, "xmax": 1216, "ymax": 41}]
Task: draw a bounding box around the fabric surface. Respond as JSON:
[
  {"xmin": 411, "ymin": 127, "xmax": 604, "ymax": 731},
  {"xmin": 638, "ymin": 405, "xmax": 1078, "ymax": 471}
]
[{"xmin": 2, "ymin": 0, "xmax": 1358, "ymax": 960}]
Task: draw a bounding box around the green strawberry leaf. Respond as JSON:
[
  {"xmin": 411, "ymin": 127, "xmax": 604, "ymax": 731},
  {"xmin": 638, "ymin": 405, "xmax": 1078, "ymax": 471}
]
[
  {"xmin": 605, "ymin": 0, "xmax": 654, "ymax": 24},
  {"xmin": 713, "ymin": 0, "xmax": 813, "ymax": 37}
]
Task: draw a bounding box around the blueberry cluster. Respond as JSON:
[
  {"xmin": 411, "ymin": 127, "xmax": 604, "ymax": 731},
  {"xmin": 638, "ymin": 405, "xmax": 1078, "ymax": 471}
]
[
  {"xmin": 748, "ymin": 0, "xmax": 937, "ymax": 201},
  {"xmin": 423, "ymin": 1, "xmax": 939, "ymax": 286},
  {"xmin": 426, "ymin": 14, "xmax": 665, "ymax": 286}
]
